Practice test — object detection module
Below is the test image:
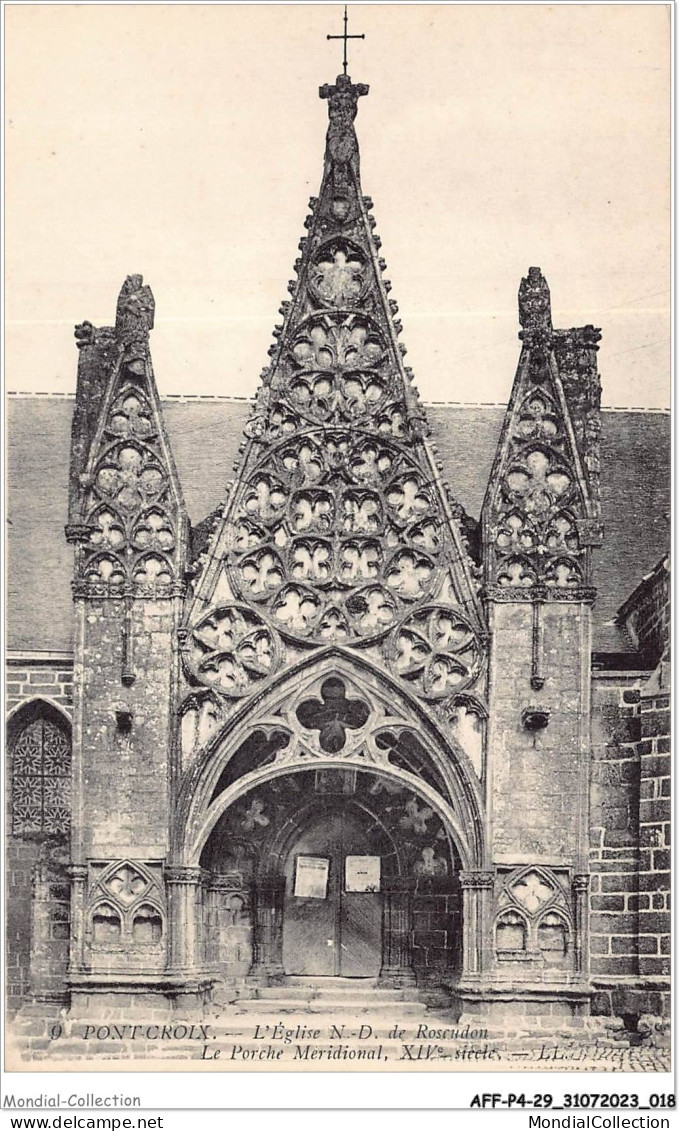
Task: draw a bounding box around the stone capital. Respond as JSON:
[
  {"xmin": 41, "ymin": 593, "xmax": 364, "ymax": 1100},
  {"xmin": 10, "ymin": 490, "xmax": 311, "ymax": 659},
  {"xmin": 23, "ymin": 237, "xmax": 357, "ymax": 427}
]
[
  {"xmin": 165, "ymin": 866, "xmax": 204, "ymax": 886},
  {"xmin": 68, "ymin": 864, "xmax": 89, "ymax": 883},
  {"xmin": 459, "ymin": 869, "xmax": 494, "ymax": 890}
]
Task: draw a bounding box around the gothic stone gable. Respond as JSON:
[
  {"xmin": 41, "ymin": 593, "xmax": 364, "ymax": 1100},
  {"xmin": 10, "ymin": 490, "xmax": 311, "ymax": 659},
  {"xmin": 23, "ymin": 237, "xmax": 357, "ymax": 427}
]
[
  {"xmin": 67, "ymin": 275, "xmax": 187, "ymax": 598},
  {"xmin": 481, "ymin": 267, "xmax": 602, "ymax": 601},
  {"xmin": 184, "ymin": 76, "xmax": 485, "ymax": 740}
]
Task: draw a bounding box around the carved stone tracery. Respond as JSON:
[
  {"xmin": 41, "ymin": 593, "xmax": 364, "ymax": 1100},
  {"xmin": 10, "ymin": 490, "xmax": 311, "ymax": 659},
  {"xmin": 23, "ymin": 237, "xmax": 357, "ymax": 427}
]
[
  {"xmin": 184, "ymin": 82, "xmax": 485, "ymax": 734},
  {"xmin": 226, "ymin": 430, "xmax": 448, "ymax": 646},
  {"xmin": 71, "ymin": 276, "xmax": 182, "ymax": 597},
  {"xmin": 483, "ymin": 268, "xmax": 602, "ymax": 598},
  {"xmin": 494, "ymin": 865, "xmax": 574, "ymax": 968},
  {"xmin": 12, "ymin": 716, "xmax": 71, "ymax": 836}
]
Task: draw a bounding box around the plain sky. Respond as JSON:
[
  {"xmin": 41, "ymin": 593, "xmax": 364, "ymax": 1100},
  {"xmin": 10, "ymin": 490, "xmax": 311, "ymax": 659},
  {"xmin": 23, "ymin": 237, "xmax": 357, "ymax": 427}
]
[{"xmin": 5, "ymin": 3, "xmax": 671, "ymax": 408}]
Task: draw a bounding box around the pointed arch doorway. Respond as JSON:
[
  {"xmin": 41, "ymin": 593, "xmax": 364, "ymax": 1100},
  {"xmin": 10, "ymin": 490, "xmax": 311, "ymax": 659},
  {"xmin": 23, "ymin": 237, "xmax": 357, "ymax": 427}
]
[{"xmin": 199, "ymin": 766, "xmax": 462, "ymax": 985}]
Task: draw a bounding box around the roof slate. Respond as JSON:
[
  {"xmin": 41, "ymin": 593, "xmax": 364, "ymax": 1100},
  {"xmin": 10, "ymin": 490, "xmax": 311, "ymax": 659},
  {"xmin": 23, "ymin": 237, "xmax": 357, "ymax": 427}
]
[{"xmin": 6, "ymin": 397, "xmax": 669, "ymax": 655}]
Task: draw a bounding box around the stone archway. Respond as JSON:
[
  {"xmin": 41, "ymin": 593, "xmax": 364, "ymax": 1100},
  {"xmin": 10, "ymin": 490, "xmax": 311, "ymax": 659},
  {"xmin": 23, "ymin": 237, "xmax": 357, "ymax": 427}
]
[
  {"xmin": 198, "ymin": 766, "xmax": 462, "ymax": 991},
  {"xmin": 169, "ymin": 656, "xmax": 488, "ymax": 996}
]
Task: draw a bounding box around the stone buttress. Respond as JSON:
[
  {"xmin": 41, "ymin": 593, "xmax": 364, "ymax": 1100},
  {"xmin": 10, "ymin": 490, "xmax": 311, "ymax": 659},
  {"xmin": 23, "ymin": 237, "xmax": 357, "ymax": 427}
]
[
  {"xmin": 66, "ymin": 276, "xmax": 190, "ymax": 1001},
  {"xmin": 479, "ymin": 267, "xmax": 603, "ymax": 1020}
]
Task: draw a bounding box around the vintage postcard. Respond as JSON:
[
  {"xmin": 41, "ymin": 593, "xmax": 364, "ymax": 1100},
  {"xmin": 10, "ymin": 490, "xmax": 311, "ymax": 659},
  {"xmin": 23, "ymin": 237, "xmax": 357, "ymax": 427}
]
[{"xmin": 3, "ymin": 2, "xmax": 671, "ymax": 1089}]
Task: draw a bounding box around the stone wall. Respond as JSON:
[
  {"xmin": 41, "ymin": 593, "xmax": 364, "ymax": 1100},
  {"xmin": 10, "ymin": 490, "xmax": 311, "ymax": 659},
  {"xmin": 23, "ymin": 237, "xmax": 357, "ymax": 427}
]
[
  {"xmin": 72, "ymin": 598, "xmax": 176, "ymax": 859},
  {"xmin": 589, "ymin": 676, "xmax": 642, "ymax": 984},
  {"xmin": 7, "ymin": 657, "xmax": 73, "ymax": 716},
  {"xmin": 589, "ymin": 670, "xmax": 670, "ymax": 1020},
  {"xmin": 412, "ymin": 890, "xmax": 461, "ymax": 982},
  {"xmin": 6, "ymin": 684, "xmax": 73, "ymax": 1014},
  {"xmin": 488, "ymin": 602, "xmax": 590, "ymax": 861},
  {"xmin": 637, "ymin": 689, "xmax": 670, "ymax": 982},
  {"xmin": 6, "ymin": 838, "xmax": 41, "ymax": 1014},
  {"xmin": 617, "ymin": 555, "xmax": 670, "ymax": 667}
]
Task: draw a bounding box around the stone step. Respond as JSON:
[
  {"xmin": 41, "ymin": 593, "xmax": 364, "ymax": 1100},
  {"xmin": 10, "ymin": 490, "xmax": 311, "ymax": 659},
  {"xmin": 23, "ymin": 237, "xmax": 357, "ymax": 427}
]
[
  {"xmin": 282, "ymin": 976, "xmax": 382, "ymax": 989},
  {"xmin": 255, "ymin": 985, "xmax": 411, "ymax": 1002},
  {"xmin": 233, "ymin": 997, "xmax": 428, "ymax": 1016}
]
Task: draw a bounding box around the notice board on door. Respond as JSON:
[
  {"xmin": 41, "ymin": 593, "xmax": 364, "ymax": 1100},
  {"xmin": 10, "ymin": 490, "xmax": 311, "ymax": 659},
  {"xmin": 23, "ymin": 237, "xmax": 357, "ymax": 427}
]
[
  {"xmin": 294, "ymin": 855, "xmax": 329, "ymax": 899},
  {"xmin": 345, "ymin": 855, "xmax": 381, "ymax": 893}
]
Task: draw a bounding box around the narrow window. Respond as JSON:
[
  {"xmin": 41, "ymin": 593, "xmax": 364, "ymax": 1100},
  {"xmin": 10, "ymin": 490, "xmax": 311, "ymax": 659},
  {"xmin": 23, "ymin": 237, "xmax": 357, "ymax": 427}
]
[{"xmin": 12, "ymin": 712, "xmax": 71, "ymax": 836}]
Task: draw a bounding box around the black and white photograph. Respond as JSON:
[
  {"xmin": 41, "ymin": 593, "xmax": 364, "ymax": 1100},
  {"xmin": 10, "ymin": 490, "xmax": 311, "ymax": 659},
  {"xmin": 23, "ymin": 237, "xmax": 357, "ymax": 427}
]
[{"xmin": 3, "ymin": 0, "xmax": 671, "ymax": 1107}]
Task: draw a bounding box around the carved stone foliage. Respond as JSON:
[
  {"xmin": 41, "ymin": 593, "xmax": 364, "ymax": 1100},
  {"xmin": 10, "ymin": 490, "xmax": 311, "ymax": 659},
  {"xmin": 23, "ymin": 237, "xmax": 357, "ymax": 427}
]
[
  {"xmin": 494, "ymin": 865, "xmax": 573, "ymax": 968},
  {"xmin": 483, "ymin": 269, "xmax": 602, "ymax": 598},
  {"xmin": 227, "ymin": 430, "xmax": 447, "ymax": 645},
  {"xmin": 71, "ymin": 277, "xmax": 182, "ymax": 597}
]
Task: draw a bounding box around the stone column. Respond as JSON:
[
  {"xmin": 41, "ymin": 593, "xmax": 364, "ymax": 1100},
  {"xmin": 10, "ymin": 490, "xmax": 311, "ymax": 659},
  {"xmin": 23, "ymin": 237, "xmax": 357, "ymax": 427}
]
[
  {"xmin": 29, "ymin": 863, "xmax": 52, "ymax": 999},
  {"xmin": 166, "ymin": 866, "xmax": 204, "ymax": 976},
  {"xmin": 203, "ymin": 880, "xmax": 221, "ymax": 968},
  {"xmin": 573, "ymin": 873, "xmax": 590, "ymax": 979},
  {"xmin": 67, "ymin": 863, "xmax": 88, "ymax": 976},
  {"xmin": 249, "ymin": 878, "xmax": 285, "ymax": 982},
  {"xmin": 380, "ymin": 879, "xmax": 415, "ymax": 986},
  {"xmin": 459, "ymin": 870, "xmax": 495, "ymax": 979}
]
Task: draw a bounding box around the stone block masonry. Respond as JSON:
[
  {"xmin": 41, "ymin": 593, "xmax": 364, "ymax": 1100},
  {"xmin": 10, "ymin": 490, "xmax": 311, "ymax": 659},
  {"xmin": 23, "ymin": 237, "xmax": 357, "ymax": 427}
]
[
  {"xmin": 6, "ymin": 655, "xmax": 74, "ymax": 716},
  {"xmin": 637, "ymin": 691, "xmax": 670, "ymax": 980},
  {"xmin": 589, "ymin": 678, "xmax": 641, "ymax": 981},
  {"xmin": 589, "ymin": 673, "xmax": 670, "ymax": 1019}
]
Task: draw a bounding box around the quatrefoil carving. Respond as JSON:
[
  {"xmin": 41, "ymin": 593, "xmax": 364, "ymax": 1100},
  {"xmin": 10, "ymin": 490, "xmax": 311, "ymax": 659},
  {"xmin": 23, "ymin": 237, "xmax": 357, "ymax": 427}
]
[
  {"xmin": 105, "ymin": 865, "xmax": 148, "ymax": 906},
  {"xmin": 308, "ymin": 239, "xmax": 368, "ymax": 306},
  {"xmin": 95, "ymin": 444, "xmax": 166, "ymax": 514},
  {"xmin": 290, "ymin": 313, "xmax": 385, "ymax": 372},
  {"xmin": 511, "ymin": 870, "xmax": 555, "ymax": 913},
  {"xmin": 296, "ymin": 676, "xmax": 370, "ymax": 754},
  {"xmin": 107, "ymin": 391, "xmax": 155, "ymax": 440}
]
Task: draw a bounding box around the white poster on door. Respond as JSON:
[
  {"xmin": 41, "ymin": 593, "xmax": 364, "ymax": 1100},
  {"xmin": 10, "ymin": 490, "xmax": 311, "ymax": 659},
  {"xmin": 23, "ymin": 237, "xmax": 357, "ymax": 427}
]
[
  {"xmin": 345, "ymin": 855, "xmax": 381, "ymax": 893},
  {"xmin": 294, "ymin": 855, "xmax": 329, "ymax": 899}
]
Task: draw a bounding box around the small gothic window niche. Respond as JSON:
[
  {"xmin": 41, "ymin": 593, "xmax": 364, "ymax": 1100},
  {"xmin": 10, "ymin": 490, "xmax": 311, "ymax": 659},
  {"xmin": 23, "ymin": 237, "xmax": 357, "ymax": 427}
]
[
  {"xmin": 10, "ymin": 705, "xmax": 71, "ymax": 836},
  {"xmin": 537, "ymin": 912, "xmax": 569, "ymax": 964},
  {"xmin": 496, "ymin": 910, "xmax": 528, "ymax": 954},
  {"xmin": 132, "ymin": 904, "xmax": 163, "ymax": 944},
  {"xmin": 494, "ymin": 865, "xmax": 574, "ymax": 968},
  {"xmin": 92, "ymin": 903, "xmax": 122, "ymax": 945},
  {"xmin": 86, "ymin": 860, "xmax": 166, "ymax": 951}
]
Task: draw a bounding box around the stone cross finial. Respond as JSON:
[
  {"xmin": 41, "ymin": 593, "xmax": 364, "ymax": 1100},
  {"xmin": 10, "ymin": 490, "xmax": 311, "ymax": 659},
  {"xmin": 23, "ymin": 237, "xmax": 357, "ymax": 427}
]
[
  {"xmin": 518, "ymin": 266, "xmax": 552, "ymax": 332},
  {"xmin": 319, "ymin": 73, "xmax": 369, "ymax": 169},
  {"xmin": 115, "ymin": 274, "xmax": 155, "ymax": 342}
]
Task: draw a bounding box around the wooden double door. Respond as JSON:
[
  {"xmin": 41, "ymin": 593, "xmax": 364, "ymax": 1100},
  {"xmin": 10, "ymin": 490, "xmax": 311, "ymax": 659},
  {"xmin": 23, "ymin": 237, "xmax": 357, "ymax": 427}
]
[{"xmin": 281, "ymin": 809, "xmax": 383, "ymax": 977}]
